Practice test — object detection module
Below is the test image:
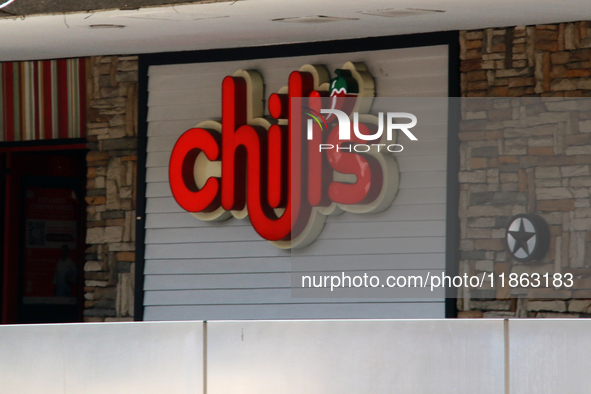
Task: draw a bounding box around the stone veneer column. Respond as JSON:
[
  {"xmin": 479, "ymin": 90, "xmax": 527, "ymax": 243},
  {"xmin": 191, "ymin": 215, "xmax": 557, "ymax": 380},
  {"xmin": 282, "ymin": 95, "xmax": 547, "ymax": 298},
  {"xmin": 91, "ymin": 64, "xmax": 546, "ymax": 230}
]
[
  {"xmin": 84, "ymin": 56, "xmax": 138, "ymax": 322},
  {"xmin": 459, "ymin": 22, "xmax": 591, "ymax": 318}
]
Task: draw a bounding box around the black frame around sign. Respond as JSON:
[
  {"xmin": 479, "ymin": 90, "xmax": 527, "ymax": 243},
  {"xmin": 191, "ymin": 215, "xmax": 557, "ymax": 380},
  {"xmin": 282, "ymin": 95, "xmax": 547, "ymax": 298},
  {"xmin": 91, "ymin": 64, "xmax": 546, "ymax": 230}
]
[{"xmin": 135, "ymin": 31, "xmax": 461, "ymax": 320}]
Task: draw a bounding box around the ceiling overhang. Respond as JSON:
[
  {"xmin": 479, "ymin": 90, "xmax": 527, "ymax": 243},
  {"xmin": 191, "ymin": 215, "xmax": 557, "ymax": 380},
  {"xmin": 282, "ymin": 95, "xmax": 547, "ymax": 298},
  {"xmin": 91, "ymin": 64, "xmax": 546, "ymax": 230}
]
[
  {"xmin": 2, "ymin": 0, "xmax": 591, "ymax": 62},
  {"xmin": 0, "ymin": 0, "xmax": 229, "ymax": 18}
]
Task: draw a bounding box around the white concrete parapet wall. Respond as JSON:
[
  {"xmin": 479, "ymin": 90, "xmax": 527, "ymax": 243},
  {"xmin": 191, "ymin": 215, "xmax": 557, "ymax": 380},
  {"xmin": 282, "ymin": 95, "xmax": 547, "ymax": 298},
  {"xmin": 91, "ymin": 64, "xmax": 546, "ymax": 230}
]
[
  {"xmin": 1, "ymin": 319, "xmax": 588, "ymax": 393},
  {"xmin": 0, "ymin": 321, "xmax": 203, "ymax": 394},
  {"xmin": 207, "ymin": 320, "xmax": 505, "ymax": 394}
]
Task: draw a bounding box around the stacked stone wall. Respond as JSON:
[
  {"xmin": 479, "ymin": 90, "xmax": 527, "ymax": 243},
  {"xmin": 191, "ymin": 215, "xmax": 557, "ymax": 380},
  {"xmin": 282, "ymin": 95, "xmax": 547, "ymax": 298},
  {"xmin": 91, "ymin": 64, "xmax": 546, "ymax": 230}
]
[
  {"xmin": 84, "ymin": 56, "xmax": 138, "ymax": 322},
  {"xmin": 459, "ymin": 23, "xmax": 591, "ymax": 318}
]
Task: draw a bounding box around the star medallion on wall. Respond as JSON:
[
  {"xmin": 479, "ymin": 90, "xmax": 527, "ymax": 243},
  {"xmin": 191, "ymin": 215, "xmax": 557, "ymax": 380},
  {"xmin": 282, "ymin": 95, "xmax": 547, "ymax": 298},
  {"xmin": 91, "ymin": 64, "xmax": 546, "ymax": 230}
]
[{"xmin": 505, "ymin": 214, "xmax": 550, "ymax": 263}]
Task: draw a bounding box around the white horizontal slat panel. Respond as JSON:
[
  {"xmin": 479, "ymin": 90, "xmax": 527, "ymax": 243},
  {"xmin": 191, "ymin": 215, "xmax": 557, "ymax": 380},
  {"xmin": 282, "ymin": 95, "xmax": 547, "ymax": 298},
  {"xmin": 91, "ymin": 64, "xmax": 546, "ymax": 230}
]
[
  {"xmin": 376, "ymin": 76, "xmax": 448, "ymax": 96},
  {"xmin": 146, "ymin": 167, "xmax": 446, "ymax": 189},
  {"xmin": 145, "ymin": 241, "xmax": 290, "ymax": 259},
  {"xmin": 146, "ymin": 220, "xmax": 445, "ymax": 244},
  {"xmin": 146, "ymin": 225, "xmax": 263, "ymax": 244},
  {"xmin": 389, "ymin": 90, "xmax": 447, "ymax": 97},
  {"xmin": 394, "ymin": 188, "xmax": 447, "ymax": 205},
  {"xmin": 144, "ymin": 302, "xmax": 445, "ymax": 320},
  {"xmin": 146, "ymin": 118, "xmax": 448, "ymax": 138},
  {"xmin": 145, "ymin": 178, "xmax": 446, "ymax": 201},
  {"xmin": 292, "ymin": 237, "xmax": 445, "ymax": 256},
  {"xmin": 144, "ymin": 267, "xmax": 444, "ymax": 291},
  {"xmin": 146, "ymin": 136, "xmax": 174, "ymax": 153},
  {"xmin": 148, "ymin": 87, "xmax": 222, "ymax": 106},
  {"xmin": 144, "ymin": 272, "xmax": 292, "ymax": 290},
  {"xmin": 327, "ymin": 203, "xmax": 447, "ymax": 223},
  {"xmin": 147, "ymin": 119, "xmax": 203, "ymax": 137},
  {"xmin": 144, "ymin": 253, "xmax": 446, "ymax": 275},
  {"xmin": 146, "ymin": 167, "xmax": 169, "ymax": 183},
  {"xmin": 145, "ymin": 107, "xmax": 448, "ymax": 140},
  {"xmin": 147, "ymin": 103, "xmax": 221, "ymax": 122},
  {"xmin": 145, "ymin": 186, "xmax": 446, "ymax": 214},
  {"xmin": 147, "ymin": 74, "xmax": 448, "ymax": 107},
  {"xmin": 146, "ymin": 134, "xmax": 447, "ymax": 155},
  {"xmin": 144, "ymin": 203, "xmax": 447, "ymax": 229},
  {"xmin": 401, "ymin": 171, "xmax": 447, "ymax": 188},
  {"xmin": 148, "ymin": 48, "xmax": 448, "ymax": 77},
  {"xmin": 397, "ymin": 155, "xmax": 447, "ymax": 172},
  {"xmin": 146, "ymin": 151, "xmax": 171, "ymax": 168},
  {"xmin": 143, "ymin": 288, "xmax": 441, "ymax": 306},
  {"xmin": 144, "ymin": 257, "xmax": 293, "ymax": 275},
  {"xmin": 146, "ymin": 182, "xmax": 171, "ymax": 198},
  {"xmin": 144, "ymin": 45, "xmax": 450, "ymax": 321},
  {"xmin": 146, "ymin": 74, "xmax": 448, "ymax": 110},
  {"xmin": 148, "ymin": 49, "xmax": 448, "ymax": 89},
  {"xmin": 146, "ymin": 151, "xmax": 446, "ymax": 170},
  {"xmin": 146, "ymin": 237, "xmax": 444, "ymax": 260}
]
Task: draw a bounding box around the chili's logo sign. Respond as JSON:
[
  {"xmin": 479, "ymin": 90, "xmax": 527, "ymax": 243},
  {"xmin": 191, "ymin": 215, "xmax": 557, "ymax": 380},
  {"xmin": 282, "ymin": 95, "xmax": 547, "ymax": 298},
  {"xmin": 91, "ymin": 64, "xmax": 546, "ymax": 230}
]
[{"xmin": 169, "ymin": 62, "xmax": 417, "ymax": 249}]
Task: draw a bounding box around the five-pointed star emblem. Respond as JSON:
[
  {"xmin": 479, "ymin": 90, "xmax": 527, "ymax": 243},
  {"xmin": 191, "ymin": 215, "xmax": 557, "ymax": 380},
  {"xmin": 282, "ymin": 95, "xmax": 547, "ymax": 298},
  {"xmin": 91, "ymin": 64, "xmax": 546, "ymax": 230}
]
[{"xmin": 508, "ymin": 218, "xmax": 536, "ymax": 257}]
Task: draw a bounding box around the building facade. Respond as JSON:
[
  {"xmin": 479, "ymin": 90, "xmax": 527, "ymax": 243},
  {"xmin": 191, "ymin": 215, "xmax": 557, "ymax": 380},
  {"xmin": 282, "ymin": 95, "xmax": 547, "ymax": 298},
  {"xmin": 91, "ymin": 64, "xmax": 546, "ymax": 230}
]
[{"xmin": 2, "ymin": 19, "xmax": 591, "ymax": 323}]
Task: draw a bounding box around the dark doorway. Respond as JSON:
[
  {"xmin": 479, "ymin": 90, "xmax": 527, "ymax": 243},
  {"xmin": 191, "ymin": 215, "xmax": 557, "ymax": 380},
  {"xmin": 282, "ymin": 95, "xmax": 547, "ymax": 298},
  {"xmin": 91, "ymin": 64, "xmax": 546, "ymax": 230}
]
[{"xmin": 0, "ymin": 146, "xmax": 87, "ymax": 324}]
